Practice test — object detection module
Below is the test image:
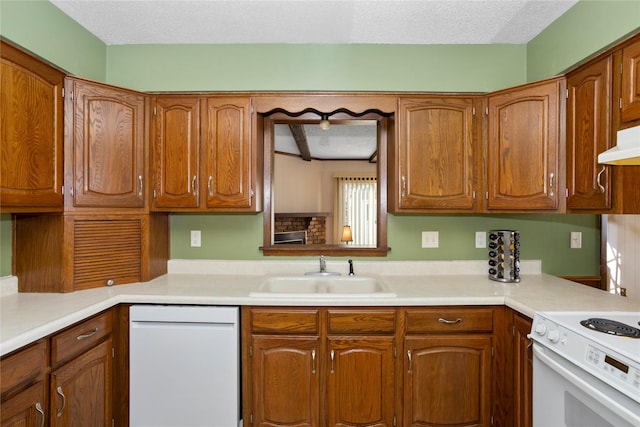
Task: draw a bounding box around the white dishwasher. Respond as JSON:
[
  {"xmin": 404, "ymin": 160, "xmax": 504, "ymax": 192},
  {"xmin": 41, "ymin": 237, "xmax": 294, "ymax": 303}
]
[{"xmin": 129, "ymin": 305, "xmax": 240, "ymax": 427}]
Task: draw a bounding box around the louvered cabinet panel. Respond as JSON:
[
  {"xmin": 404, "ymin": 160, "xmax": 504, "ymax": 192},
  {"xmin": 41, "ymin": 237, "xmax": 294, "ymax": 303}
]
[
  {"xmin": 14, "ymin": 213, "xmax": 168, "ymax": 292},
  {"xmin": 72, "ymin": 218, "xmax": 142, "ymax": 290}
]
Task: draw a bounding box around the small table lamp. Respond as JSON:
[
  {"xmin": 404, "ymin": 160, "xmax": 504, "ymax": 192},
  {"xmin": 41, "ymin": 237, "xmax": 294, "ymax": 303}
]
[{"xmin": 341, "ymin": 225, "xmax": 353, "ymax": 245}]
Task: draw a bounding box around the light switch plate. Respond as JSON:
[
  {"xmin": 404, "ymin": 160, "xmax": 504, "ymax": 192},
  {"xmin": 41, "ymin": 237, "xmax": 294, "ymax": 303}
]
[
  {"xmin": 475, "ymin": 231, "xmax": 486, "ymax": 248},
  {"xmin": 422, "ymin": 231, "xmax": 439, "ymax": 248},
  {"xmin": 191, "ymin": 230, "xmax": 202, "ymax": 247},
  {"xmin": 570, "ymin": 231, "xmax": 582, "ymax": 249}
]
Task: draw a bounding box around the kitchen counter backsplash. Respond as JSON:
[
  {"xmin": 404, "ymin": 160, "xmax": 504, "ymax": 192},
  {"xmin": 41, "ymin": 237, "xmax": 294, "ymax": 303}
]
[{"xmin": 166, "ymin": 259, "xmax": 542, "ymax": 277}]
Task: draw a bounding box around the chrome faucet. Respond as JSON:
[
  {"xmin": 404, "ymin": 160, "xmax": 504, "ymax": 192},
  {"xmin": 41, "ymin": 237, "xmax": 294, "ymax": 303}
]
[{"xmin": 305, "ymin": 255, "xmax": 340, "ymax": 276}]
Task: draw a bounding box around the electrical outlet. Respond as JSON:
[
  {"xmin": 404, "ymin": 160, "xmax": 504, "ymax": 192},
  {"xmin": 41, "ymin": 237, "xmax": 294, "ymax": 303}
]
[
  {"xmin": 475, "ymin": 231, "xmax": 486, "ymax": 248},
  {"xmin": 191, "ymin": 230, "xmax": 201, "ymax": 247},
  {"xmin": 570, "ymin": 231, "xmax": 582, "ymax": 249},
  {"xmin": 421, "ymin": 231, "xmax": 439, "ymax": 248}
]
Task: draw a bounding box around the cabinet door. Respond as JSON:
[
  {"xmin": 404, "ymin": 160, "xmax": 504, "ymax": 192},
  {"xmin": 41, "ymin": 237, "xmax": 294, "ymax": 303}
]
[
  {"xmin": 68, "ymin": 78, "xmax": 146, "ymax": 208},
  {"xmin": 0, "ymin": 41, "xmax": 64, "ymax": 211},
  {"xmin": 487, "ymin": 79, "xmax": 563, "ymax": 211},
  {"xmin": 50, "ymin": 338, "xmax": 113, "ymax": 427},
  {"xmin": 250, "ymin": 336, "xmax": 320, "ymax": 427},
  {"xmin": 513, "ymin": 314, "xmax": 533, "ymax": 427},
  {"xmin": 620, "ymin": 36, "xmax": 640, "ymax": 123},
  {"xmin": 1, "ymin": 382, "xmax": 46, "ymax": 427},
  {"xmin": 566, "ymin": 55, "xmax": 613, "ymax": 211},
  {"xmin": 327, "ymin": 337, "xmax": 395, "ymax": 427},
  {"xmin": 151, "ymin": 96, "xmax": 200, "ymax": 209},
  {"xmin": 404, "ymin": 336, "xmax": 492, "ymax": 427},
  {"xmin": 396, "ymin": 97, "xmax": 478, "ymax": 211},
  {"xmin": 201, "ymin": 96, "xmax": 254, "ymax": 209}
]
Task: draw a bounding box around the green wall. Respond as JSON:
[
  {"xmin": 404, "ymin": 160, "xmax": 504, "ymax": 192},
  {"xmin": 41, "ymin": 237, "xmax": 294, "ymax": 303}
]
[
  {"xmin": 527, "ymin": 0, "xmax": 640, "ymax": 81},
  {"xmin": 170, "ymin": 213, "xmax": 600, "ymax": 276},
  {"xmin": 1, "ymin": 1, "xmax": 636, "ymax": 277},
  {"xmin": 106, "ymin": 44, "xmax": 526, "ymax": 92},
  {"xmin": 0, "ymin": 0, "xmax": 107, "ymax": 80}
]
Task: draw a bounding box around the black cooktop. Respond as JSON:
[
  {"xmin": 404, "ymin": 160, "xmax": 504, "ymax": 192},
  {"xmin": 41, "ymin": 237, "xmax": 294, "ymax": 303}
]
[{"xmin": 580, "ymin": 318, "xmax": 640, "ymax": 338}]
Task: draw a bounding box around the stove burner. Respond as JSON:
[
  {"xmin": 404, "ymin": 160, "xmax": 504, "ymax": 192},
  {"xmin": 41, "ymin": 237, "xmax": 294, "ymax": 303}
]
[{"xmin": 580, "ymin": 318, "xmax": 640, "ymax": 338}]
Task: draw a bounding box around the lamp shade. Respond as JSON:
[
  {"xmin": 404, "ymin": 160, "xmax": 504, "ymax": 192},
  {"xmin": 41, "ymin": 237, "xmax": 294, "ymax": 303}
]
[{"xmin": 341, "ymin": 225, "xmax": 353, "ymax": 244}]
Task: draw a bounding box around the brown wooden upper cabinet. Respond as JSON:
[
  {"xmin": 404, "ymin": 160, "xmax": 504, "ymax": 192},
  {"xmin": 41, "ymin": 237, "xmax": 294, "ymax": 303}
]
[
  {"xmin": 0, "ymin": 40, "xmax": 64, "ymax": 212},
  {"xmin": 566, "ymin": 54, "xmax": 613, "ymax": 211},
  {"xmin": 151, "ymin": 96, "xmax": 201, "ymax": 209},
  {"xmin": 392, "ymin": 96, "xmax": 481, "ymax": 212},
  {"xmin": 64, "ymin": 77, "xmax": 147, "ymax": 211},
  {"xmin": 201, "ymin": 96, "xmax": 258, "ymax": 211},
  {"xmin": 619, "ymin": 33, "xmax": 640, "ymax": 125},
  {"xmin": 151, "ymin": 95, "xmax": 259, "ymax": 211},
  {"xmin": 486, "ymin": 77, "xmax": 565, "ymax": 211}
]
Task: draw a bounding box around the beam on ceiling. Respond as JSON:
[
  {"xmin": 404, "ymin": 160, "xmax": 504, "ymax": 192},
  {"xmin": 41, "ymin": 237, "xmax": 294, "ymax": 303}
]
[{"xmin": 288, "ymin": 124, "xmax": 312, "ymax": 161}]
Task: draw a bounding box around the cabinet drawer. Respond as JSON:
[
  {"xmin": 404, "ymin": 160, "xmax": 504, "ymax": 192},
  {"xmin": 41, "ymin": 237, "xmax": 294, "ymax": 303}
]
[
  {"xmin": 405, "ymin": 308, "xmax": 493, "ymax": 333},
  {"xmin": 250, "ymin": 308, "xmax": 319, "ymax": 334},
  {"xmin": 51, "ymin": 310, "xmax": 113, "ymax": 367},
  {"xmin": 328, "ymin": 309, "xmax": 396, "ymax": 334},
  {"xmin": 0, "ymin": 340, "xmax": 46, "ymax": 398}
]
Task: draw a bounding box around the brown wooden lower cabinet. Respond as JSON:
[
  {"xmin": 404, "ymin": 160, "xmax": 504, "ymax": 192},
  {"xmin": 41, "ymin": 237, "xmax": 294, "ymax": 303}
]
[
  {"xmin": 327, "ymin": 337, "xmax": 396, "ymax": 427},
  {"xmin": 1, "ymin": 381, "xmax": 47, "ymax": 427},
  {"xmin": 512, "ymin": 312, "xmax": 533, "ymax": 427},
  {"xmin": 0, "ymin": 311, "xmax": 115, "ymax": 427},
  {"xmin": 404, "ymin": 336, "xmax": 492, "ymax": 427},
  {"xmin": 50, "ymin": 339, "xmax": 113, "ymax": 426},
  {"xmin": 243, "ymin": 306, "xmax": 500, "ymax": 427},
  {"xmin": 250, "ymin": 336, "xmax": 320, "ymax": 427}
]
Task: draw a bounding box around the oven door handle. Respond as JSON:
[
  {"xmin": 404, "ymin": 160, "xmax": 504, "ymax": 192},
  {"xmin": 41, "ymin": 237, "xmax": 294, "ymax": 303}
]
[{"xmin": 533, "ymin": 345, "xmax": 640, "ymax": 425}]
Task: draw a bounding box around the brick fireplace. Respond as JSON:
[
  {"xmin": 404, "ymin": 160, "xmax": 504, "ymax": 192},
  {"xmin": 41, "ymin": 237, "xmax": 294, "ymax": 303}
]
[{"xmin": 274, "ymin": 214, "xmax": 328, "ymax": 245}]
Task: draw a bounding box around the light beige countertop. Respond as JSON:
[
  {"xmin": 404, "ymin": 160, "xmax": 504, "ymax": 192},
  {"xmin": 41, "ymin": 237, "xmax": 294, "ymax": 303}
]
[{"xmin": 1, "ymin": 260, "xmax": 638, "ymax": 357}]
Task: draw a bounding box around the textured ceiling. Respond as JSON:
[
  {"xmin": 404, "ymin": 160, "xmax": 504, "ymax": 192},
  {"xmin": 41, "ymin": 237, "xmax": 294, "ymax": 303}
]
[{"xmin": 49, "ymin": 0, "xmax": 578, "ymax": 45}]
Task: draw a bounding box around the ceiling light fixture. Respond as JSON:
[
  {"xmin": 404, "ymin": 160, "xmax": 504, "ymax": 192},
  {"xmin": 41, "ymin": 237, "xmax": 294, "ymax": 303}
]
[{"xmin": 319, "ymin": 114, "xmax": 330, "ymax": 131}]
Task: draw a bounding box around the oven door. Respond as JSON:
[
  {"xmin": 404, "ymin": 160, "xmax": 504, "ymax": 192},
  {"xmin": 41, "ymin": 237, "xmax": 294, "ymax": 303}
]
[{"xmin": 533, "ymin": 344, "xmax": 640, "ymax": 427}]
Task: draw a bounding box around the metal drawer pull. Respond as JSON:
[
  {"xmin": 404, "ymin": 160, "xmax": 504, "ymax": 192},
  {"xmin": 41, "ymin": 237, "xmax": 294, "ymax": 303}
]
[
  {"xmin": 56, "ymin": 386, "xmax": 66, "ymax": 418},
  {"xmin": 76, "ymin": 327, "xmax": 98, "ymax": 340},
  {"xmin": 138, "ymin": 175, "xmax": 143, "ymax": 196},
  {"xmin": 330, "ymin": 349, "xmax": 335, "ymax": 373},
  {"xmin": 438, "ymin": 317, "xmax": 462, "ymax": 324},
  {"xmin": 208, "ymin": 176, "xmax": 214, "ymax": 196},
  {"xmin": 35, "ymin": 402, "xmax": 45, "ymax": 427},
  {"xmin": 596, "ymin": 165, "xmax": 606, "ymax": 193},
  {"xmin": 311, "ymin": 349, "xmax": 316, "ymax": 374},
  {"xmin": 549, "ymin": 172, "xmax": 555, "ymax": 197},
  {"xmin": 407, "ymin": 350, "xmax": 412, "ymax": 373},
  {"xmin": 192, "ymin": 175, "xmax": 197, "ymax": 195},
  {"xmin": 526, "ymin": 340, "xmax": 533, "ymax": 365}
]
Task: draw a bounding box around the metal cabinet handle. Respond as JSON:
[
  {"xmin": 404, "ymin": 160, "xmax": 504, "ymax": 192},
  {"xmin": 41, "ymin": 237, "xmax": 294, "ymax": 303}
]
[
  {"xmin": 35, "ymin": 402, "xmax": 45, "ymax": 427},
  {"xmin": 330, "ymin": 349, "xmax": 335, "ymax": 373},
  {"xmin": 208, "ymin": 176, "xmax": 213, "ymax": 196},
  {"xmin": 311, "ymin": 349, "xmax": 316, "ymax": 374},
  {"xmin": 192, "ymin": 175, "xmax": 197, "ymax": 195},
  {"xmin": 596, "ymin": 165, "xmax": 606, "ymax": 193},
  {"xmin": 438, "ymin": 317, "xmax": 462, "ymax": 324},
  {"xmin": 401, "ymin": 175, "xmax": 406, "ymax": 198},
  {"xmin": 56, "ymin": 386, "xmax": 66, "ymax": 418},
  {"xmin": 407, "ymin": 350, "xmax": 412, "ymax": 373},
  {"xmin": 549, "ymin": 172, "xmax": 555, "ymax": 197},
  {"xmin": 138, "ymin": 175, "xmax": 143, "ymax": 196},
  {"xmin": 76, "ymin": 327, "xmax": 98, "ymax": 340},
  {"xmin": 526, "ymin": 340, "xmax": 533, "ymax": 365}
]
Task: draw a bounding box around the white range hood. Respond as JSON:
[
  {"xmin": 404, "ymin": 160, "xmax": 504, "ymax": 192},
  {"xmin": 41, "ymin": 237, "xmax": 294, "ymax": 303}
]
[{"xmin": 598, "ymin": 126, "xmax": 640, "ymax": 165}]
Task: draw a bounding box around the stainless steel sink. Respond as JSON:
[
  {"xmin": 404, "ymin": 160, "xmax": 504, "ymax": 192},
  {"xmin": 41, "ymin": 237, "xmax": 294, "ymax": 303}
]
[{"xmin": 249, "ymin": 276, "xmax": 396, "ymax": 298}]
